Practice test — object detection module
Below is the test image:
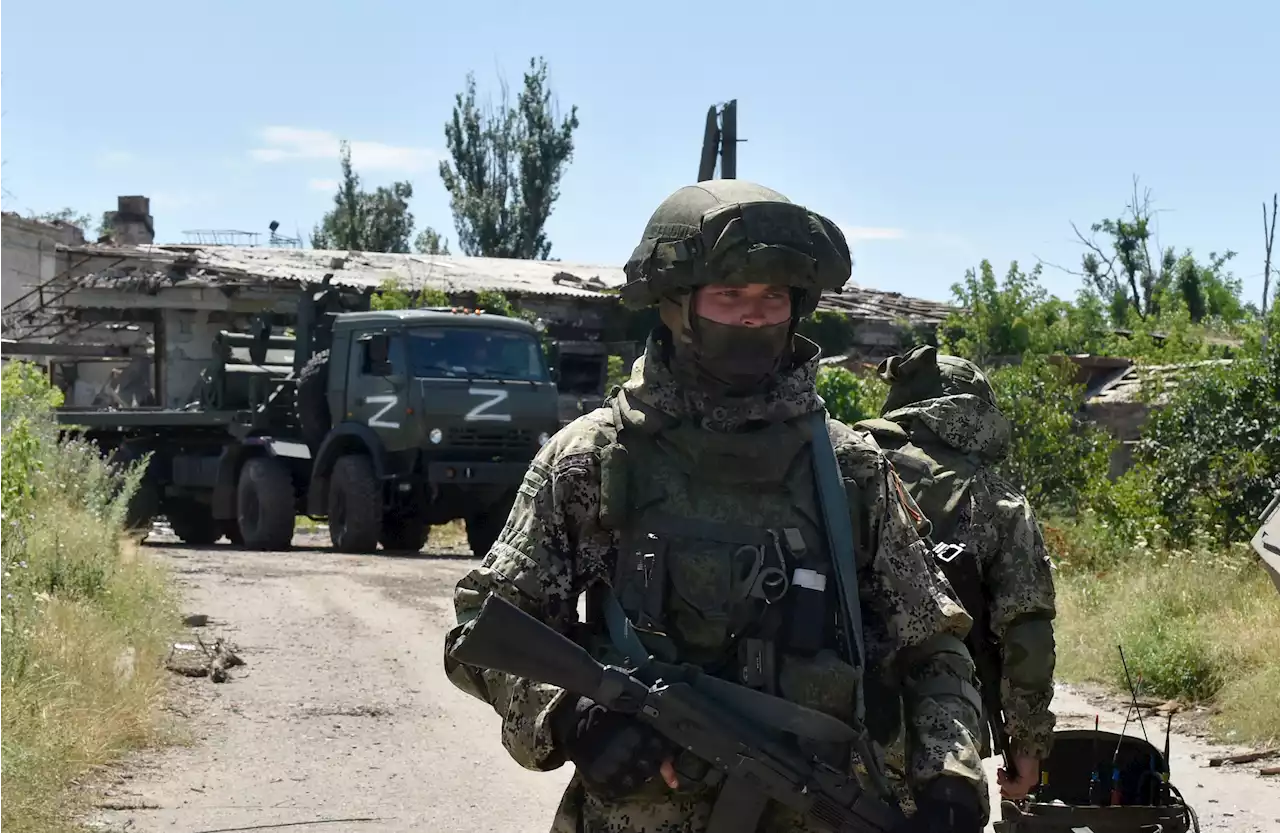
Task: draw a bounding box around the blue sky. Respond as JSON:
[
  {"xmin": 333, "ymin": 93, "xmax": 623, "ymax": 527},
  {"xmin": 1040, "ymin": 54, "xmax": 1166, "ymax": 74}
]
[{"xmin": 3, "ymin": 0, "xmax": 1276, "ymax": 307}]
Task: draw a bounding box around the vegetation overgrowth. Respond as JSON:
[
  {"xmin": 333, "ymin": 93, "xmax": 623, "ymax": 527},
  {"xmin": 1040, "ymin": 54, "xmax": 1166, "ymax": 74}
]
[{"xmin": 1, "ymin": 362, "xmax": 179, "ymax": 833}]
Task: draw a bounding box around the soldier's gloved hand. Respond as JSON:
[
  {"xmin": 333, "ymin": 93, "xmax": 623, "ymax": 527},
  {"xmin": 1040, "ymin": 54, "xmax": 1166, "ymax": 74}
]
[
  {"xmin": 550, "ymin": 696, "xmax": 678, "ymax": 800},
  {"xmin": 896, "ymin": 777, "xmax": 984, "ymax": 833}
]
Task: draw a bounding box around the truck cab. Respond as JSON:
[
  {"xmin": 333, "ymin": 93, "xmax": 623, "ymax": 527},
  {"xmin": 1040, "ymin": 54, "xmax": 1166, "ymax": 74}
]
[{"xmin": 298, "ymin": 309, "xmax": 560, "ymax": 554}]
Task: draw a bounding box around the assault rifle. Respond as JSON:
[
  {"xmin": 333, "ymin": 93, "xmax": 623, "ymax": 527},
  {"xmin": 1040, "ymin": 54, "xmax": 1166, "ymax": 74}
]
[{"xmin": 449, "ymin": 592, "xmax": 907, "ymax": 833}]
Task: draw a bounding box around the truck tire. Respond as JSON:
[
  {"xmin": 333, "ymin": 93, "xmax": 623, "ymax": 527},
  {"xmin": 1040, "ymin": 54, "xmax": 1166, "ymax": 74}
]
[
  {"xmin": 465, "ymin": 493, "xmax": 515, "ymax": 558},
  {"xmin": 296, "ymin": 349, "xmax": 331, "ymax": 450},
  {"xmin": 328, "ymin": 454, "xmax": 381, "ymax": 553},
  {"xmin": 165, "ymin": 499, "xmax": 220, "ymax": 545},
  {"xmin": 236, "ymin": 456, "xmax": 295, "ymax": 550},
  {"xmin": 108, "ymin": 443, "xmax": 160, "ymax": 537},
  {"xmin": 381, "ymin": 513, "xmax": 429, "ymax": 554}
]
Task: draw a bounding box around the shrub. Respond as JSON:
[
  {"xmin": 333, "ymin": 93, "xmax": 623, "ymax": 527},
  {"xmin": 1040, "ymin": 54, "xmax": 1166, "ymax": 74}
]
[
  {"xmin": 1, "ymin": 362, "xmax": 177, "ymax": 832},
  {"xmin": 987, "ymin": 356, "xmax": 1115, "ymax": 513},
  {"xmin": 816, "ymin": 367, "xmax": 887, "ymax": 425},
  {"xmin": 1135, "ymin": 349, "xmax": 1280, "ymax": 545}
]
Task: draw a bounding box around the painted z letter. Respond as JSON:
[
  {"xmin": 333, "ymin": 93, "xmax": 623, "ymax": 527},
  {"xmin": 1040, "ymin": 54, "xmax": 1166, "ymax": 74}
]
[
  {"xmin": 365, "ymin": 394, "xmax": 401, "ymax": 429},
  {"xmin": 465, "ymin": 387, "xmax": 511, "ymax": 422}
]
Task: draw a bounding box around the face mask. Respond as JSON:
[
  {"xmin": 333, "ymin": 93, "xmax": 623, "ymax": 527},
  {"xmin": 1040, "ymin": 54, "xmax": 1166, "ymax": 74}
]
[{"xmin": 679, "ymin": 316, "xmax": 792, "ymax": 394}]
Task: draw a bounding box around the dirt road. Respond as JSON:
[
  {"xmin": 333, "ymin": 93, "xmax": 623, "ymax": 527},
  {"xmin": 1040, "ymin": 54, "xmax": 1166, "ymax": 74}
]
[{"xmin": 88, "ymin": 535, "xmax": 1280, "ymax": 833}]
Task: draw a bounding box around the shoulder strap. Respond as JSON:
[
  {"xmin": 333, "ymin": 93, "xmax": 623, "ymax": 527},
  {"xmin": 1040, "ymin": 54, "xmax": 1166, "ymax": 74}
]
[
  {"xmin": 804, "ymin": 411, "xmax": 867, "ymax": 720},
  {"xmin": 805, "ymin": 411, "xmax": 898, "ymax": 800}
]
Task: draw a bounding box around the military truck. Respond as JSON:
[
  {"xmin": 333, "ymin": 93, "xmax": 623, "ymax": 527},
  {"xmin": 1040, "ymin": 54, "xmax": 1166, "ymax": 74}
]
[{"xmin": 57, "ymin": 297, "xmax": 560, "ymax": 557}]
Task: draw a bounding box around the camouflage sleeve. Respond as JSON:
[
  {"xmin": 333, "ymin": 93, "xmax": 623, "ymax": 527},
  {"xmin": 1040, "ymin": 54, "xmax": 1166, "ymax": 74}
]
[
  {"xmin": 984, "ymin": 480, "xmax": 1057, "ymax": 760},
  {"xmin": 833, "ymin": 425, "xmax": 988, "ymax": 814},
  {"xmin": 442, "ymin": 435, "xmax": 611, "ymax": 772}
]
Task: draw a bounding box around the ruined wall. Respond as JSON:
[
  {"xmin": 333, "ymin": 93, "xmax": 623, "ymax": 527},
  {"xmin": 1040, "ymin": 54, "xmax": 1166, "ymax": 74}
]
[
  {"xmin": 1, "ymin": 213, "xmax": 86, "ymax": 324},
  {"xmin": 159, "ymin": 309, "xmax": 222, "ymax": 408}
]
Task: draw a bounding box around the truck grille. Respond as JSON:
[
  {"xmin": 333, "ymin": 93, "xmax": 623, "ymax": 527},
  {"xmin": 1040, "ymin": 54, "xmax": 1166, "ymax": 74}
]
[{"xmin": 447, "ymin": 428, "xmax": 534, "ymax": 453}]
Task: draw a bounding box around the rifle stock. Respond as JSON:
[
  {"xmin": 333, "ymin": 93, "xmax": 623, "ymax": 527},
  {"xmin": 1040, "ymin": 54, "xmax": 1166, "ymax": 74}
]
[{"xmin": 448, "ymin": 593, "xmax": 906, "ymax": 833}]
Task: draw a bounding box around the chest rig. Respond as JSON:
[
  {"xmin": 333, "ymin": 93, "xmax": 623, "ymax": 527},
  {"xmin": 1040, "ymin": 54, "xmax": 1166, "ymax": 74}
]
[{"xmin": 591, "ymin": 390, "xmax": 874, "ymax": 733}]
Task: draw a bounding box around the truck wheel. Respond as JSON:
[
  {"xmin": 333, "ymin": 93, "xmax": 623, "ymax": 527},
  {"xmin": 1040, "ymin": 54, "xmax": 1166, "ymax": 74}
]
[
  {"xmin": 381, "ymin": 513, "xmax": 429, "ymax": 553},
  {"xmin": 236, "ymin": 456, "xmax": 296, "ymax": 550},
  {"xmin": 108, "ymin": 443, "xmax": 160, "ymax": 537},
  {"xmin": 165, "ymin": 499, "xmax": 220, "ymax": 545},
  {"xmin": 465, "ymin": 493, "xmax": 515, "ymax": 558},
  {"xmin": 328, "ymin": 454, "xmax": 381, "ymax": 553},
  {"xmin": 296, "ymin": 349, "xmax": 331, "ymax": 450}
]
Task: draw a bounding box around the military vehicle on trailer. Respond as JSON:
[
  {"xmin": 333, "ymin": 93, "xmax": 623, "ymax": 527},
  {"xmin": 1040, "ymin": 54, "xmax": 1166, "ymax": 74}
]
[{"xmin": 57, "ymin": 291, "xmax": 559, "ymax": 557}]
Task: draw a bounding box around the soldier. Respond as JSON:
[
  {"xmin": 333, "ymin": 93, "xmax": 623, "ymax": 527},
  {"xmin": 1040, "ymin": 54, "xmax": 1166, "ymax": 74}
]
[
  {"xmin": 443, "ymin": 181, "xmax": 988, "ymax": 833},
  {"xmin": 855, "ymin": 345, "xmax": 1057, "ymax": 803}
]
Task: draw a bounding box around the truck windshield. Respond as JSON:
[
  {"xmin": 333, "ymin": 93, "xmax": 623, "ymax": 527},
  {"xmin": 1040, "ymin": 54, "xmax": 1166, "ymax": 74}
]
[{"xmin": 406, "ymin": 328, "xmax": 549, "ymax": 382}]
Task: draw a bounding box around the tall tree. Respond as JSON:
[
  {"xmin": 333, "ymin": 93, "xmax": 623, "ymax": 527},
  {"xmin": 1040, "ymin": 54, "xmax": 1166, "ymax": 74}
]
[
  {"xmin": 437, "ymin": 57, "xmax": 580, "ymax": 259},
  {"xmin": 414, "ymin": 227, "xmax": 451, "ymax": 255},
  {"xmin": 1064, "ymin": 178, "xmax": 1243, "ymax": 325},
  {"xmin": 311, "ymin": 141, "xmax": 417, "ymax": 253}
]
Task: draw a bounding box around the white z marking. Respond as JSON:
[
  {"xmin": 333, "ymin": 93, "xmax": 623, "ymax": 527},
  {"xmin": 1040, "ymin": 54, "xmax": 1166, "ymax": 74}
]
[
  {"xmin": 465, "ymin": 386, "xmax": 511, "ymax": 422},
  {"xmin": 365, "ymin": 394, "xmax": 401, "ymax": 429}
]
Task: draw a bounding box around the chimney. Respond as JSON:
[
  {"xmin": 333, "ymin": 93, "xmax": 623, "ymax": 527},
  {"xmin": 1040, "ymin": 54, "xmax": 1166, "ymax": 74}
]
[{"xmin": 107, "ymin": 195, "xmax": 155, "ymax": 245}]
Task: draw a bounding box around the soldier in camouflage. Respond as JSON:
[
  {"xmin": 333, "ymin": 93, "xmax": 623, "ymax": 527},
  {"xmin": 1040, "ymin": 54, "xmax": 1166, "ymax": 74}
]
[
  {"xmin": 855, "ymin": 345, "xmax": 1057, "ymax": 804},
  {"xmin": 444, "ymin": 181, "xmax": 989, "ymax": 832}
]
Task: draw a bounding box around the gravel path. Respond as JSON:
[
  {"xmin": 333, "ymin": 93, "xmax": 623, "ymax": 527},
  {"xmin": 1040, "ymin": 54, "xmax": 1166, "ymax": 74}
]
[{"xmin": 85, "ymin": 535, "xmax": 1280, "ymax": 832}]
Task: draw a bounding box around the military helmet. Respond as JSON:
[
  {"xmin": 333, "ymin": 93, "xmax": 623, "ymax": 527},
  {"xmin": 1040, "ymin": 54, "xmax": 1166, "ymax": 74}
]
[
  {"xmin": 877, "ymin": 345, "xmax": 999, "ymax": 413},
  {"xmin": 621, "ymin": 180, "xmax": 852, "ymax": 317}
]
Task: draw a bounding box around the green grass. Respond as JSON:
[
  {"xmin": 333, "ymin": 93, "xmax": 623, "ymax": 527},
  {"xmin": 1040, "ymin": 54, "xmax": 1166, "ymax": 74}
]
[
  {"xmin": 3, "ymin": 364, "xmax": 180, "ymax": 832},
  {"xmin": 1052, "ymin": 529, "xmax": 1280, "ymax": 747}
]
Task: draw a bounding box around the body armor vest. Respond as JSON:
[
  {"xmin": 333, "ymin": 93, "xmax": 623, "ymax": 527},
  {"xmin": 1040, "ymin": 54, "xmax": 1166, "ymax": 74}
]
[{"xmin": 594, "ymin": 390, "xmax": 863, "ymax": 729}]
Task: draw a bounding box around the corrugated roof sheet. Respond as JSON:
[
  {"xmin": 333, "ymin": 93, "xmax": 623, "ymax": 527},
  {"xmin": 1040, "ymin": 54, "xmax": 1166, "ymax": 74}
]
[
  {"xmin": 1086, "ymin": 359, "xmax": 1234, "ymax": 405},
  {"xmin": 58, "ymin": 243, "xmax": 627, "ymax": 300},
  {"xmin": 815, "ymin": 286, "xmax": 955, "ymax": 324},
  {"xmin": 54, "ymin": 242, "xmax": 959, "ymax": 323}
]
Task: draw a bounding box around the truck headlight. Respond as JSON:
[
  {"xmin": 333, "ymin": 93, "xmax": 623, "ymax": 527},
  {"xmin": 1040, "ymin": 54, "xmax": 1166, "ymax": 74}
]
[
  {"xmin": 537, "ymin": 431, "xmax": 551, "ymax": 447},
  {"xmin": 429, "ymin": 428, "xmax": 443, "ymax": 444}
]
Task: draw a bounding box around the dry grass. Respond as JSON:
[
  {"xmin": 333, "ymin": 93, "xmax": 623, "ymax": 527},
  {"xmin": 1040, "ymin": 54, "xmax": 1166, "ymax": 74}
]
[
  {"xmin": 3, "ymin": 376, "xmax": 181, "ymax": 833},
  {"xmin": 430, "ymin": 519, "xmax": 470, "ymax": 551},
  {"xmin": 1055, "ymin": 545, "xmax": 1280, "ymax": 747}
]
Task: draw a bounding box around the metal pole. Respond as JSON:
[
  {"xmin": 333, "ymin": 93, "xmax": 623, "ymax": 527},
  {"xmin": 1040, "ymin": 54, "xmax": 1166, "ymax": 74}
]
[
  {"xmin": 720, "ymin": 100, "xmax": 738, "ymax": 179},
  {"xmin": 698, "ymin": 106, "xmax": 720, "ymax": 182}
]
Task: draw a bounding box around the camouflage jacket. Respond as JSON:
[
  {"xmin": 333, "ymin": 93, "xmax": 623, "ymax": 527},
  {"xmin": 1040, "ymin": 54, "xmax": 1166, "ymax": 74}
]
[
  {"xmin": 444, "ymin": 336, "xmax": 989, "ymax": 831},
  {"xmin": 864, "ymin": 393, "xmax": 1058, "ymax": 761}
]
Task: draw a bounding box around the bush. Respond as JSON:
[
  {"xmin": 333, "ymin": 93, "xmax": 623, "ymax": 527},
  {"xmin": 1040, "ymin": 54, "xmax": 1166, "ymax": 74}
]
[
  {"xmin": 1133, "ymin": 349, "xmax": 1280, "ymax": 546},
  {"xmin": 816, "ymin": 367, "xmax": 887, "ymax": 425},
  {"xmin": 987, "ymin": 356, "xmax": 1115, "ymax": 513},
  {"xmin": 369, "ymin": 277, "xmax": 449, "ymax": 311},
  {"xmin": 1, "ymin": 362, "xmax": 177, "ymax": 832}
]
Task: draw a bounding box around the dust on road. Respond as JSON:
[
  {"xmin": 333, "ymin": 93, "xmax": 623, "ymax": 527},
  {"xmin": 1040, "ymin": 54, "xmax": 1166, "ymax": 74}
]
[{"xmin": 88, "ymin": 537, "xmax": 1280, "ymax": 833}]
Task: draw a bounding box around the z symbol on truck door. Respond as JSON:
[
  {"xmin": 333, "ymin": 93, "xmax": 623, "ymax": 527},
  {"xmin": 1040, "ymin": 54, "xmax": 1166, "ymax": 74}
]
[
  {"xmin": 465, "ymin": 386, "xmax": 511, "ymax": 422},
  {"xmin": 364, "ymin": 394, "xmax": 401, "ymax": 429}
]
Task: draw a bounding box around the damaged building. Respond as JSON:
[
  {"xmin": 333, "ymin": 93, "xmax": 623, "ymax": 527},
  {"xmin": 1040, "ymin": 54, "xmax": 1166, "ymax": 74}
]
[{"xmin": 3, "ymin": 194, "xmax": 962, "ymax": 425}]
